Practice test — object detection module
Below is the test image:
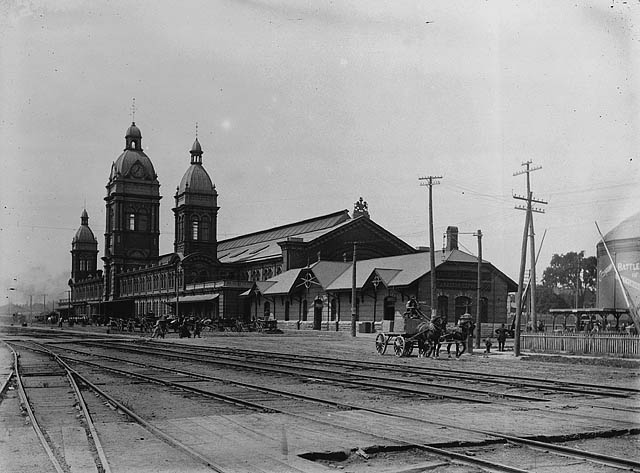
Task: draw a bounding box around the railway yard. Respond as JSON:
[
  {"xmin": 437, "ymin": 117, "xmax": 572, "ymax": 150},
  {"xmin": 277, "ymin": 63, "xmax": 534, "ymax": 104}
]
[{"xmin": 1, "ymin": 324, "xmax": 638, "ymax": 473}]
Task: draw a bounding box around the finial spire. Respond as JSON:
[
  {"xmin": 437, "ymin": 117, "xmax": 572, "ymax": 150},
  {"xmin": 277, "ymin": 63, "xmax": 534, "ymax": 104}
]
[
  {"xmin": 195, "ymin": 121, "xmax": 199, "ymax": 139},
  {"xmin": 131, "ymin": 98, "xmax": 136, "ymax": 122}
]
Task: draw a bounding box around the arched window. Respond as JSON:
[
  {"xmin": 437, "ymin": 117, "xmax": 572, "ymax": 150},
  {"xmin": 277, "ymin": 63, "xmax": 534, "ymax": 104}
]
[
  {"xmin": 455, "ymin": 296, "xmax": 472, "ymax": 323},
  {"xmin": 201, "ymin": 217, "xmax": 210, "ymax": 241},
  {"xmin": 191, "ymin": 217, "xmax": 199, "ymax": 240},
  {"xmin": 178, "ymin": 216, "xmax": 184, "ymax": 242},
  {"xmin": 284, "ymin": 301, "xmax": 290, "ymax": 321},
  {"xmin": 128, "ymin": 213, "xmax": 135, "ymax": 230}
]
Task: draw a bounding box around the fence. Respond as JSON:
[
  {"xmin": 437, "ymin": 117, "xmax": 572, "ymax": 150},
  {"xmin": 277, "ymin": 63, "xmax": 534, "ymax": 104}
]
[{"xmin": 521, "ymin": 333, "xmax": 640, "ymax": 357}]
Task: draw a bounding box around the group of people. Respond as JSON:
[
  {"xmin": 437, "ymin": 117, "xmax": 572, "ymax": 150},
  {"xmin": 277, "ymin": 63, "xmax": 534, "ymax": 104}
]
[{"xmin": 151, "ymin": 316, "xmax": 203, "ymax": 339}]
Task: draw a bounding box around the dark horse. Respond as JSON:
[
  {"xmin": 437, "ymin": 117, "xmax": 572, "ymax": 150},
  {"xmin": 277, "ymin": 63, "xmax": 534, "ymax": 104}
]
[
  {"xmin": 416, "ymin": 316, "xmax": 447, "ymax": 358},
  {"xmin": 435, "ymin": 317, "xmax": 475, "ymax": 358}
]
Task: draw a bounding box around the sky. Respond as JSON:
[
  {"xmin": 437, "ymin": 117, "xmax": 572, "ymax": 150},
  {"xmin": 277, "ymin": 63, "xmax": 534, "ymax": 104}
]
[{"xmin": 1, "ymin": 0, "xmax": 638, "ymax": 307}]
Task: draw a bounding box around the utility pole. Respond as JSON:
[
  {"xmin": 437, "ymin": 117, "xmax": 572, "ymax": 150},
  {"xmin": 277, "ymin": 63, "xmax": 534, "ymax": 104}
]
[
  {"xmin": 419, "ymin": 175, "xmax": 442, "ymax": 318},
  {"xmin": 474, "ymin": 230, "xmax": 483, "ymax": 349},
  {"xmin": 350, "ymin": 241, "xmax": 357, "ymax": 337},
  {"xmin": 575, "ymin": 253, "xmax": 581, "ymax": 309},
  {"xmin": 514, "ymin": 161, "xmax": 547, "ymax": 339},
  {"xmin": 513, "ymin": 195, "xmax": 531, "ymax": 356}
]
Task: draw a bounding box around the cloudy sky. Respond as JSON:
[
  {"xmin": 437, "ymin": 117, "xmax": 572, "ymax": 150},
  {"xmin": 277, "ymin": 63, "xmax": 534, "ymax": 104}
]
[{"xmin": 1, "ymin": 0, "xmax": 638, "ymax": 305}]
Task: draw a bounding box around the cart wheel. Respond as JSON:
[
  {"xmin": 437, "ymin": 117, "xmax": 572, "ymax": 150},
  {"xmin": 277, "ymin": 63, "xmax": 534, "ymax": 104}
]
[
  {"xmin": 394, "ymin": 336, "xmax": 406, "ymax": 357},
  {"xmin": 375, "ymin": 333, "xmax": 387, "ymax": 355}
]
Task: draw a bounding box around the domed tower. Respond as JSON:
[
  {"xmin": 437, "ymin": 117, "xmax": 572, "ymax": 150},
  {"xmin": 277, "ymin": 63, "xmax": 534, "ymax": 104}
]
[
  {"xmin": 71, "ymin": 209, "xmax": 99, "ymax": 281},
  {"xmin": 173, "ymin": 137, "xmax": 219, "ymax": 260},
  {"xmin": 103, "ymin": 122, "xmax": 161, "ymax": 300}
]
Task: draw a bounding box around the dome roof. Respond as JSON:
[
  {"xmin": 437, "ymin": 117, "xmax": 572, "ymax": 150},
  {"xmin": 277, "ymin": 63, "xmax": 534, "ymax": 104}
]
[
  {"xmin": 126, "ymin": 122, "xmax": 142, "ymax": 138},
  {"xmin": 72, "ymin": 210, "xmax": 97, "ymax": 244},
  {"xmin": 601, "ymin": 211, "xmax": 640, "ymax": 243},
  {"xmin": 111, "ymin": 150, "xmax": 157, "ymax": 181},
  {"xmin": 178, "ymin": 164, "xmax": 214, "ymax": 194},
  {"xmin": 191, "ymin": 138, "xmax": 202, "ymax": 154},
  {"xmin": 110, "ymin": 122, "xmax": 156, "ymax": 181}
]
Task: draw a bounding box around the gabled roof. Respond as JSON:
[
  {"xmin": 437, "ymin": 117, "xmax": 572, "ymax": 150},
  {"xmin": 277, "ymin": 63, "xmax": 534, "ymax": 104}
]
[
  {"xmin": 309, "ymin": 260, "xmax": 352, "ymax": 287},
  {"xmin": 259, "ymin": 267, "xmax": 307, "ymax": 295},
  {"xmin": 261, "ymin": 248, "xmax": 516, "ymax": 295},
  {"xmin": 217, "ymin": 210, "xmax": 351, "ymax": 264}
]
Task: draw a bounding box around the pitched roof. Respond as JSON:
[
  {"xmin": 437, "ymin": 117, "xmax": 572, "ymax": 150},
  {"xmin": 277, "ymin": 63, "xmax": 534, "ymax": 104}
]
[
  {"xmin": 261, "ymin": 248, "xmax": 516, "ymax": 295},
  {"xmin": 217, "ymin": 210, "xmax": 351, "ymax": 264}
]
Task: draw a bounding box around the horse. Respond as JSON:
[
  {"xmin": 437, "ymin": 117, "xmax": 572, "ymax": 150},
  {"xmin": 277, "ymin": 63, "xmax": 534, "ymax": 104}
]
[
  {"xmin": 416, "ymin": 316, "xmax": 447, "ymax": 358},
  {"xmin": 435, "ymin": 318, "xmax": 475, "ymax": 358}
]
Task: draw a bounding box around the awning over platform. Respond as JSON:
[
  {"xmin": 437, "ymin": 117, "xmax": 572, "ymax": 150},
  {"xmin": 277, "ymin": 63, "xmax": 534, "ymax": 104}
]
[{"xmin": 165, "ymin": 294, "xmax": 220, "ymax": 304}]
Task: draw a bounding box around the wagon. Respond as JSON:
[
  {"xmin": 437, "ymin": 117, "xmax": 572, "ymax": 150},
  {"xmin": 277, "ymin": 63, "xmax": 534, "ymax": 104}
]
[{"xmin": 375, "ymin": 313, "xmax": 431, "ymax": 357}]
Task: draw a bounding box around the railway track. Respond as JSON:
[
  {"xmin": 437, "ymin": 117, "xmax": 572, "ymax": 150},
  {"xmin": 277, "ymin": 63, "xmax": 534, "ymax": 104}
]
[
  {"xmin": 2, "ymin": 341, "xmax": 228, "ymax": 472},
  {"xmin": 148, "ymin": 342, "xmax": 640, "ymax": 398},
  {"xmin": 3, "ymin": 329, "xmax": 639, "ymax": 472},
  {"xmin": 14, "ymin": 339, "xmax": 638, "ymax": 472},
  {"xmin": 46, "ymin": 339, "xmax": 640, "ymax": 435},
  {"xmin": 80, "ymin": 339, "xmax": 639, "ymax": 404}
]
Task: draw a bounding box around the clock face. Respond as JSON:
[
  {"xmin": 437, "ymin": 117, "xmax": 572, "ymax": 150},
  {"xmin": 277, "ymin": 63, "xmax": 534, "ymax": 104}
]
[{"xmin": 131, "ymin": 163, "xmax": 144, "ymax": 178}]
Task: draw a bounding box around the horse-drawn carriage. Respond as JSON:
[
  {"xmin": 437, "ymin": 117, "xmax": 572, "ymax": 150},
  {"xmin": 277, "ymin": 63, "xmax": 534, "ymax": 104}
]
[
  {"xmin": 375, "ymin": 310, "xmax": 475, "ymax": 358},
  {"xmin": 374, "ymin": 303, "xmax": 435, "ymax": 357}
]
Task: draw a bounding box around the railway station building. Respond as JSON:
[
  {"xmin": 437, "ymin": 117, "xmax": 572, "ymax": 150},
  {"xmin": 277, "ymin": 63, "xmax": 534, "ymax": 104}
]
[{"xmin": 67, "ymin": 121, "xmax": 516, "ymax": 330}]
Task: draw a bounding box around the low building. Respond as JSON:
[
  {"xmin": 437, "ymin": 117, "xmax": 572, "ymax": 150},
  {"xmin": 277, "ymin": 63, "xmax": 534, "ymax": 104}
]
[{"xmin": 244, "ymin": 227, "xmax": 517, "ymax": 331}]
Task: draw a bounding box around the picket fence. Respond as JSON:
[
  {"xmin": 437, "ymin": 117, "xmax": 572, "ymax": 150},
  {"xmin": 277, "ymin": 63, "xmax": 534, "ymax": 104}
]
[{"xmin": 521, "ymin": 333, "xmax": 640, "ymax": 357}]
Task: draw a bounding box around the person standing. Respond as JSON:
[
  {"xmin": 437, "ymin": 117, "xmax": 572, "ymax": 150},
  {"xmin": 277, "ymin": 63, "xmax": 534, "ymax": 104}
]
[{"xmin": 495, "ymin": 324, "xmax": 508, "ymax": 352}]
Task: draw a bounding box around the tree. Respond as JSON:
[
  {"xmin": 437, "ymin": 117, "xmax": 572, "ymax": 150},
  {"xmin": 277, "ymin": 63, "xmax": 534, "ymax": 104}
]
[
  {"xmin": 535, "ymin": 285, "xmax": 570, "ymax": 313},
  {"xmin": 541, "ymin": 251, "xmax": 597, "ymax": 308}
]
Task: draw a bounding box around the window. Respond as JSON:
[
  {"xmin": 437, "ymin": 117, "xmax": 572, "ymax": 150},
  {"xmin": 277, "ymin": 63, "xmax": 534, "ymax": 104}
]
[
  {"xmin": 284, "ymin": 301, "xmax": 290, "ymax": 321},
  {"xmin": 455, "ymin": 296, "xmax": 472, "ymax": 323},
  {"xmin": 178, "ymin": 216, "xmax": 184, "ymax": 242},
  {"xmin": 138, "ymin": 211, "xmax": 148, "ymax": 231},
  {"xmin": 128, "ymin": 213, "xmax": 135, "ymax": 230},
  {"xmin": 302, "ymin": 300, "xmax": 308, "ymax": 321},
  {"xmin": 201, "ymin": 217, "xmax": 210, "ymax": 241},
  {"xmin": 191, "ymin": 217, "xmax": 199, "ymax": 240},
  {"xmin": 263, "ymin": 301, "xmax": 270, "ymax": 318},
  {"xmin": 331, "ymin": 298, "xmax": 337, "ymax": 321}
]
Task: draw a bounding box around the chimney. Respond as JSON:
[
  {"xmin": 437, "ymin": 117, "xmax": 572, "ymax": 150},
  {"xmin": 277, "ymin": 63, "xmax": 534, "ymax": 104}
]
[{"xmin": 446, "ymin": 226, "xmax": 459, "ymax": 251}]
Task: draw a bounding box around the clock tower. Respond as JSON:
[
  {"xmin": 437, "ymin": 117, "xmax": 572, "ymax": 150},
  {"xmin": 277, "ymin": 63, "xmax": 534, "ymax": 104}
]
[{"xmin": 103, "ymin": 121, "xmax": 161, "ymax": 300}]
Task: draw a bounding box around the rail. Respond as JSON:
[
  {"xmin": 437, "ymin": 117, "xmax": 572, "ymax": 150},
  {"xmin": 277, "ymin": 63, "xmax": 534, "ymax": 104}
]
[{"xmin": 521, "ymin": 332, "xmax": 640, "ymax": 357}]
